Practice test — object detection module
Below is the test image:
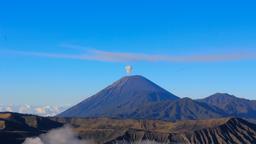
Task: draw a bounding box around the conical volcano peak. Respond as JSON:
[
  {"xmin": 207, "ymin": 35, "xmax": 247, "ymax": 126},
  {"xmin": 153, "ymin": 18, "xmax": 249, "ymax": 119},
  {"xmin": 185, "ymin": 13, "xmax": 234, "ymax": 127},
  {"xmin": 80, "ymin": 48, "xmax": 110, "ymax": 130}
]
[
  {"xmin": 121, "ymin": 75, "xmax": 147, "ymax": 79},
  {"xmin": 116, "ymin": 75, "xmax": 149, "ymax": 83},
  {"xmin": 59, "ymin": 75, "xmax": 179, "ymax": 118},
  {"xmin": 108, "ymin": 75, "xmax": 169, "ymax": 92}
]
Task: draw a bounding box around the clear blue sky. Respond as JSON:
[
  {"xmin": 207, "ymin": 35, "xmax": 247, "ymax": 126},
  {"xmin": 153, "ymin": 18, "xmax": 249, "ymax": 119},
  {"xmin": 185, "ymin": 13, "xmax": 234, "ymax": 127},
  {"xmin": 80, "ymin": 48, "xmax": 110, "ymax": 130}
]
[{"xmin": 0, "ymin": 0, "xmax": 256, "ymax": 105}]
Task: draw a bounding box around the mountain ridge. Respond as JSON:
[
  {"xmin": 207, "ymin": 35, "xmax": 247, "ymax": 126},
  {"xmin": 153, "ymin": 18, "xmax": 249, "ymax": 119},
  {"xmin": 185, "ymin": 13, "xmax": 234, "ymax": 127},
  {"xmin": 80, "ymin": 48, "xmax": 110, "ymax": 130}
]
[
  {"xmin": 59, "ymin": 75, "xmax": 256, "ymax": 122},
  {"xmin": 128, "ymin": 97, "xmax": 227, "ymax": 121},
  {"xmin": 199, "ymin": 93, "xmax": 256, "ymax": 119}
]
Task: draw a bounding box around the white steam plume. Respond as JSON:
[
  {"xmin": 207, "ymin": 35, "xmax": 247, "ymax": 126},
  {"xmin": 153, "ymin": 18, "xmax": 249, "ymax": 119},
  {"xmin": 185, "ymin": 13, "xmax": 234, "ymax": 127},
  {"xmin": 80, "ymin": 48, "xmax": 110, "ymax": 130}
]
[
  {"xmin": 22, "ymin": 125, "xmax": 94, "ymax": 144},
  {"xmin": 125, "ymin": 65, "xmax": 133, "ymax": 74}
]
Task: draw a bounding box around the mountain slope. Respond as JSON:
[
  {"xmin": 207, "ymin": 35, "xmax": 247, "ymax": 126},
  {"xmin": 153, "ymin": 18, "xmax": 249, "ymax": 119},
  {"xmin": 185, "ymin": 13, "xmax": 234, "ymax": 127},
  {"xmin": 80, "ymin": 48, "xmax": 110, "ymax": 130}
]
[
  {"xmin": 59, "ymin": 75, "xmax": 179, "ymax": 118},
  {"xmin": 199, "ymin": 93, "xmax": 256, "ymax": 118},
  {"xmin": 106, "ymin": 118, "xmax": 256, "ymax": 144},
  {"xmin": 129, "ymin": 98, "xmax": 226, "ymax": 121},
  {"xmin": 1, "ymin": 112, "xmax": 256, "ymax": 144},
  {"xmin": 0, "ymin": 112, "xmax": 63, "ymax": 144}
]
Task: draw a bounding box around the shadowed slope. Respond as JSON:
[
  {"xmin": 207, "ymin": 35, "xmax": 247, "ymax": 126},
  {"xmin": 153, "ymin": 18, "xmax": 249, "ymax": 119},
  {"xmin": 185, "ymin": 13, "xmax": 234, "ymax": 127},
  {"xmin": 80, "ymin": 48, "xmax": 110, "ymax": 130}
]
[
  {"xmin": 129, "ymin": 98, "xmax": 226, "ymax": 121},
  {"xmin": 0, "ymin": 112, "xmax": 63, "ymax": 144},
  {"xmin": 199, "ymin": 93, "xmax": 256, "ymax": 118},
  {"xmin": 104, "ymin": 118, "xmax": 256, "ymax": 144},
  {"xmin": 59, "ymin": 75, "xmax": 179, "ymax": 118}
]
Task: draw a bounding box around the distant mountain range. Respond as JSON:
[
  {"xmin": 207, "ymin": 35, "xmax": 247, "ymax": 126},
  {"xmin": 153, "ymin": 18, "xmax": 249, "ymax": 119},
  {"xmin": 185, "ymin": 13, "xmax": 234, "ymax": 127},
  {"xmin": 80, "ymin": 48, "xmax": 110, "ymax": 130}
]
[
  {"xmin": 60, "ymin": 75, "xmax": 256, "ymax": 121},
  {"xmin": 199, "ymin": 93, "xmax": 256, "ymax": 118},
  {"xmin": 0, "ymin": 105, "xmax": 68, "ymax": 116}
]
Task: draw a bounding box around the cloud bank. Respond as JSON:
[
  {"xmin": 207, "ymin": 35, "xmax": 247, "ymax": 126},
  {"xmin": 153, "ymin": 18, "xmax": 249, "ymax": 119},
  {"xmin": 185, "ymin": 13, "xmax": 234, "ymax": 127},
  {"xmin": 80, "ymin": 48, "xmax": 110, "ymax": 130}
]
[
  {"xmin": 2, "ymin": 45, "xmax": 256, "ymax": 63},
  {"xmin": 0, "ymin": 105, "xmax": 68, "ymax": 116}
]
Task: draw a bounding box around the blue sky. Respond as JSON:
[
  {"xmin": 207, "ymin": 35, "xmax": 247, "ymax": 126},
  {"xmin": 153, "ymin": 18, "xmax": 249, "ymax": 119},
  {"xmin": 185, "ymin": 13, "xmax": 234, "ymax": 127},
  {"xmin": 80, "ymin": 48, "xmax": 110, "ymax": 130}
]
[{"xmin": 0, "ymin": 0, "xmax": 256, "ymax": 105}]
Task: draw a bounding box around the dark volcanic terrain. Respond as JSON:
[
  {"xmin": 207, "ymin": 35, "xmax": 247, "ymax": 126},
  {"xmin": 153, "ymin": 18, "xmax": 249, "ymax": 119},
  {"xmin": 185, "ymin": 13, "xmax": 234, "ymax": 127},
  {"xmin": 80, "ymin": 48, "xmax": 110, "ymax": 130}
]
[
  {"xmin": 0, "ymin": 112, "xmax": 63, "ymax": 144},
  {"xmin": 1, "ymin": 112, "xmax": 256, "ymax": 144}
]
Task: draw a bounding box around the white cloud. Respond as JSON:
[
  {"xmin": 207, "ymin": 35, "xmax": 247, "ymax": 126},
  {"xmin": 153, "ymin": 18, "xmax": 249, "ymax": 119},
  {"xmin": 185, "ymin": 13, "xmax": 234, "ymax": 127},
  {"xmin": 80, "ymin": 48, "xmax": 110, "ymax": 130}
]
[
  {"xmin": 2, "ymin": 46, "xmax": 256, "ymax": 63},
  {"xmin": 0, "ymin": 105, "xmax": 69, "ymax": 116},
  {"xmin": 19, "ymin": 105, "xmax": 31, "ymax": 113},
  {"xmin": 5, "ymin": 106, "xmax": 13, "ymax": 112},
  {"xmin": 35, "ymin": 107, "xmax": 46, "ymax": 114}
]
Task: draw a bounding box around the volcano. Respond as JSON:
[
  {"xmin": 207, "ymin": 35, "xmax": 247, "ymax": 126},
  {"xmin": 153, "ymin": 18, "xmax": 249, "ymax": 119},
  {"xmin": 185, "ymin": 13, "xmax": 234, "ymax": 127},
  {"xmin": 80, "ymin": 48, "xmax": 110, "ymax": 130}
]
[{"xmin": 59, "ymin": 75, "xmax": 179, "ymax": 118}]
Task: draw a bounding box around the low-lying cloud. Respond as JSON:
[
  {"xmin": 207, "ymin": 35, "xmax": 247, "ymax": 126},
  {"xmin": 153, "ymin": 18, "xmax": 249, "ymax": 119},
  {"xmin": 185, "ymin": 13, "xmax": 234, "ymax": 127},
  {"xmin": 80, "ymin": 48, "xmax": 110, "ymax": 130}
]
[{"xmin": 22, "ymin": 125, "xmax": 92, "ymax": 144}]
